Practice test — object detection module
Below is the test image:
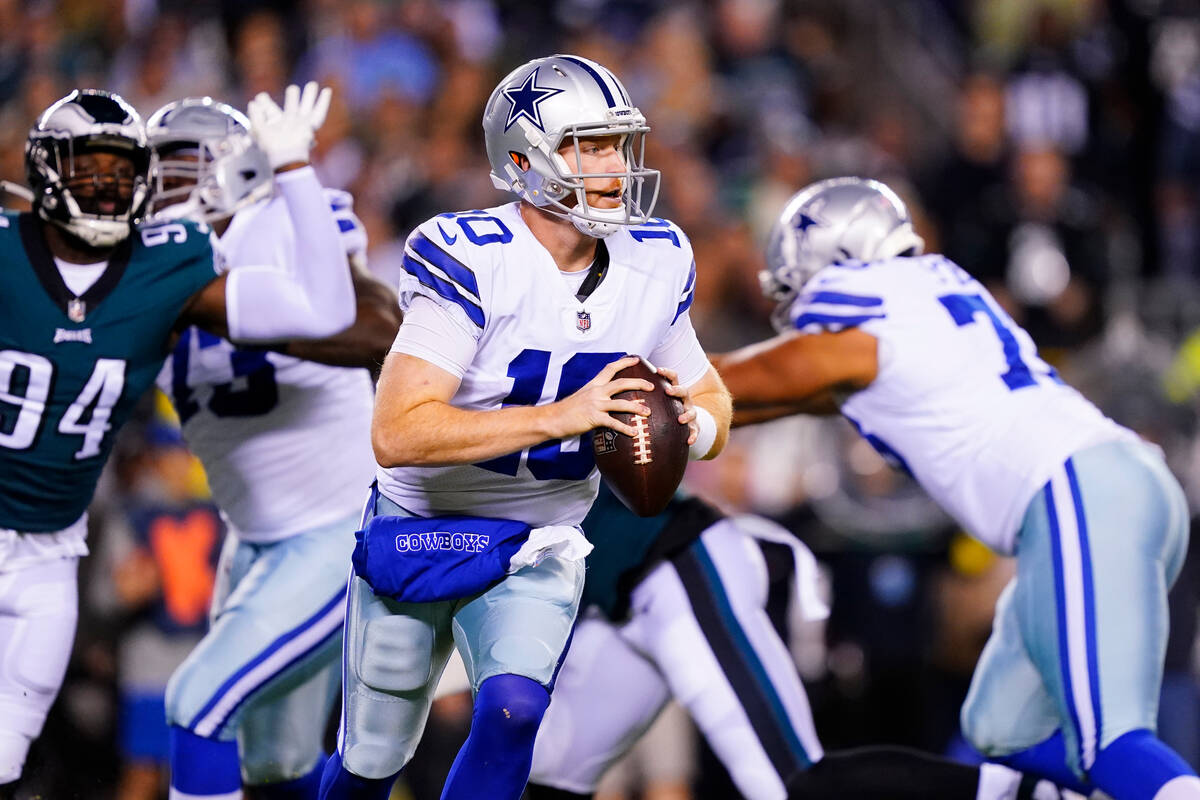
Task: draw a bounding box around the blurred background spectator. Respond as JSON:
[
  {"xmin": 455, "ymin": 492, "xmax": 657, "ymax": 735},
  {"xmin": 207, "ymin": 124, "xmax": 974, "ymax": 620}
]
[{"xmin": 11, "ymin": 0, "xmax": 1200, "ymax": 797}]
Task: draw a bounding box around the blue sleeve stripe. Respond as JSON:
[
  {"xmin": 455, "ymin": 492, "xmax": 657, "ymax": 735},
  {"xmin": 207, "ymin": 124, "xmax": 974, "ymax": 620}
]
[
  {"xmin": 402, "ymin": 254, "xmax": 485, "ymax": 328},
  {"xmin": 802, "ymin": 291, "xmax": 883, "ymax": 307},
  {"xmin": 410, "ymin": 233, "xmax": 480, "ymax": 296},
  {"xmin": 673, "ymin": 290, "xmax": 695, "ymax": 324},
  {"xmin": 336, "ymin": 218, "xmax": 356, "ymax": 233},
  {"xmin": 791, "ymin": 311, "xmax": 884, "ymax": 329},
  {"xmin": 682, "ymin": 260, "xmax": 696, "ymax": 295}
]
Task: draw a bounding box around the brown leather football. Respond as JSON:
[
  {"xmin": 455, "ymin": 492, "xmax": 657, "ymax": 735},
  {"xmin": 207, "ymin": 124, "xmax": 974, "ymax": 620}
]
[{"xmin": 592, "ymin": 359, "xmax": 689, "ymax": 517}]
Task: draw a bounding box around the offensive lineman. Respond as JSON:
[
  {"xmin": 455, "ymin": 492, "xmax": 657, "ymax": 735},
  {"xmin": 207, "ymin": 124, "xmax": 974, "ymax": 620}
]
[
  {"xmin": 318, "ymin": 55, "xmax": 731, "ymax": 800},
  {"xmin": 528, "ymin": 484, "xmax": 1078, "ymax": 800},
  {"xmin": 714, "ymin": 177, "xmax": 1199, "ymax": 800},
  {"xmin": 144, "ymin": 98, "xmax": 400, "ymax": 800},
  {"xmin": 0, "ymin": 84, "xmax": 355, "ymax": 794}
]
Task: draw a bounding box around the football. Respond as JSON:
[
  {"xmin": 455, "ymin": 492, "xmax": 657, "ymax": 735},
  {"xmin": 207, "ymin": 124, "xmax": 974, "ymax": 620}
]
[{"xmin": 592, "ymin": 358, "xmax": 690, "ymax": 517}]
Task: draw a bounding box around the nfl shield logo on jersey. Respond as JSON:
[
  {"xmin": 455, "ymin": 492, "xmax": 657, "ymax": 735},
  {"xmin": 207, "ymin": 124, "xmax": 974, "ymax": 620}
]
[
  {"xmin": 576, "ymin": 310, "xmax": 591, "ymax": 333},
  {"xmin": 68, "ymin": 298, "xmax": 86, "ymax": 322}
]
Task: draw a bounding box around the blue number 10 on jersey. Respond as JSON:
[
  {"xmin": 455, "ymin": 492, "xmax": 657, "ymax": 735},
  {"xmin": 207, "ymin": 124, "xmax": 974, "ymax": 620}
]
[{"xmin": 476, "ymin": 349, "xmax": 622, "ymax": 480}]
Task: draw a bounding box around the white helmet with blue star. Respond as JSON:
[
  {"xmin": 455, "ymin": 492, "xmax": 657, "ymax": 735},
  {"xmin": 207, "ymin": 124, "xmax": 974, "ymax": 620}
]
[
  {"xmin": 761, "ymin": 177, "xmax": 925, "ymax": 330},
  {"xmin": 482, "ymin": 54, "xmax": 659, "ymax": 238}
]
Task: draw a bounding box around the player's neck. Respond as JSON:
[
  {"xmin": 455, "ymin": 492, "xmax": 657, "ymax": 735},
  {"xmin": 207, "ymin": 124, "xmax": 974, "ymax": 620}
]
[
  {"xmin": 40, "ymin": 219, "xmax": 116, "ymax": 264},
  {"xmin": 519, "ymin": 203, "xmax": 598, "ymax": 273},
  {"xmin": 212, "ymin": 216, "xmax": 231, "ymax": 237}
]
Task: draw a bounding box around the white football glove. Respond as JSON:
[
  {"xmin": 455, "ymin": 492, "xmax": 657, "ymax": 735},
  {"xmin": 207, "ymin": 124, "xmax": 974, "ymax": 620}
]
[{"xmin": 247, "ymin": 81, "xmax": 333, "ymax": 170}]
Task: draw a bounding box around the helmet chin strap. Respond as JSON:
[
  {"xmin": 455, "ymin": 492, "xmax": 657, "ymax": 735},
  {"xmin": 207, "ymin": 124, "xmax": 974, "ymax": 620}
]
[{"xmin": 569, "ymin": 204, "xmax": 626, "ymax": 238}]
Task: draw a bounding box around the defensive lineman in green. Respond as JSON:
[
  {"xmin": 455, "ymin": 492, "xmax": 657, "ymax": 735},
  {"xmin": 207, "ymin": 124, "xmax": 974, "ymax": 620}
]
[{"xmin": 0, "ymin": 84, "xmax": 356, "ymax": 792}]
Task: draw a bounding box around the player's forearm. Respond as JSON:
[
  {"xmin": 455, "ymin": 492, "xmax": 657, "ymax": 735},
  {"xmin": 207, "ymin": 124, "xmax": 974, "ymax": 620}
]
[
  {"xmin": 225, "ymin": 167, "xmax": 356, "ymax": 342},
  {"xmin": 731, "ymin": 398, "xmax": 838, "ymax": 427},
  {"xmin": 372, "ymin": 401, "xmax": 563, "ymax": 468},
  {"xmin": 279, "ymin": 264, "xmax": 401, "ymax": 375}
]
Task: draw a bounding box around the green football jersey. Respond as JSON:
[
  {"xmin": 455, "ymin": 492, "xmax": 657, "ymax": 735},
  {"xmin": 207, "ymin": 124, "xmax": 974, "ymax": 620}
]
[
  {"xmin": 0, "ymin": 212, "xmax": 217, "ymax": 532},
  {"xmin": 581, "ymin": 484, "xmax": 722, "ymax": 620}
]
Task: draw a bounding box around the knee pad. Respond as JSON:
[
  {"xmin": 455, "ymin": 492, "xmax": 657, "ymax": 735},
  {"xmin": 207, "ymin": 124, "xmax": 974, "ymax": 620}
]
[
  {"xmin": 473, "ymin": 674, "xmax": 549, "ymax": 741},
  {"xmin": 359, "ymin": 616, "xmax": 433, "ymax": 693},
  {"xmin": 241, "ymin": 748, "xmax": 322, "ymax": 787}
]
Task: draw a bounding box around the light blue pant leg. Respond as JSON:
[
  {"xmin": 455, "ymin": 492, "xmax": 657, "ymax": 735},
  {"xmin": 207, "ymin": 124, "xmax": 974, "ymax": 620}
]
[
  {"xmin": 166, "ymin": 512, "xmax": 356, "ymax": 783},
  {"xmin": 337, "ymin": 492, "xmax": 585, "ymax": 779},
  {"xmin": 963, "ymin": 439, "xmax": 1189, "ymax": 777}
]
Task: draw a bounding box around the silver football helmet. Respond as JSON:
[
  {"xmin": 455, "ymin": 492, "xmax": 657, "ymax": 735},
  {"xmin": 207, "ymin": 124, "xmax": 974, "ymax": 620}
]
[
  {"xmin": 145, "ymin": 97, "xmax": 272, "ymax": 223},
  {"xmin": 482, "ymin": 54, "xmax": 659, "ymax": 238},
  {"xmin": 762, "ymin": 177, "xmax": 924, "ymax": 329},
  {"xmin": 25, "ymin": 89, "xmax": 153, "ymax": 248}
]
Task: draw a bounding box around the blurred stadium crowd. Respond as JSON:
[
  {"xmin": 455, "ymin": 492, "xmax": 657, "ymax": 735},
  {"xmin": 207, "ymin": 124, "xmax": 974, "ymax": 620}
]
[{"xmin": 11, "ymin": 0, "xmax": 1200, "ymax": 797}]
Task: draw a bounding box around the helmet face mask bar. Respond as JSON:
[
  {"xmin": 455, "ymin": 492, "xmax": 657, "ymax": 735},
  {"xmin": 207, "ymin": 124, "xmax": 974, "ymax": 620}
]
[
  {"xmin": 25, "ymin": 89, "xmax": 153, "ymax": 249},
  {"xmin": 484, "ymin": 55, "xmax": 660, "ymax": 238},
  {"xmin": 761, "ymin": 177, "xmax": 925, "ymax": 331},
  {"xmin": 145, "ymin": 97, "xmax": 273, "ymax": 224}
]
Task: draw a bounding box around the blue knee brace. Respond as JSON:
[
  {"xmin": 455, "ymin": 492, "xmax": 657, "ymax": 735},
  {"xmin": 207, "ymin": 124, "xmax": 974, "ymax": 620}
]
[
  {"xmin": 1089, "ymin": 729, "xmax": 1197, "ymax": 800},
  {"xmin": 440, "ymin": 674, "xmax": 550, "ymax": 800},
  {"xmin": 170, "ymin": 725, "xmax": 241, "ymax": 797},
  {"xmin": 317, "ymin": 751, "xmax": 397, "ymax": 800}
]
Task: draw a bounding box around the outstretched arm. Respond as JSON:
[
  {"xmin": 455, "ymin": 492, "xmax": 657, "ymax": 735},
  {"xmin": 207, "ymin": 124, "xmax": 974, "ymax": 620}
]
[
  {"xmin": 179, "ymin": 166, "xmax": 355, "ymax": 340},
  {"xmin": 711, "ymin": 328, "xmax": 879, "ymax": 427},
  {"xmin": 176, "ymin": 83, "xmax": 356, "ymax": 341},
  {"xmin": 275, "ymin": 256, "xmax": 401, "ymax": 375}
]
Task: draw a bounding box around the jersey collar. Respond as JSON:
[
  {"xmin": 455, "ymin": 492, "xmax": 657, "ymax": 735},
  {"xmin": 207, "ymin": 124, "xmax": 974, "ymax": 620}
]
[{"xmin": 19, "ymin": 213, "xmax": 132, "ymax": 322}]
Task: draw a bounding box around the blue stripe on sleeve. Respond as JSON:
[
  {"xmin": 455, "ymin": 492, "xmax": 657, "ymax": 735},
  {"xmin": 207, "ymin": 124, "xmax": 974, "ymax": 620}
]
[
  {"xmin": 402, "ymin": 254, "xmax": 485, "ymax": 328},
  {"xmin": 802, "ymin": 291, "xmax": 883, "ymax": 307},
  {"xmin": 336, "ymin": 218, "xmax": 357, "ymax": 233},
  {"xmin": 409, "ymin": 233, "xmax": 480, "ymax": 297},
  {"xmin": 673, "ymin": 290, "xmax": 694, "ymax": 324},
  {"xmin": 791, "ymin": 311, "xmax": 884, "ymax": 329},
  {"xmin": 683, "ymin": 260, "xmax": 696, "ymax": 295}
]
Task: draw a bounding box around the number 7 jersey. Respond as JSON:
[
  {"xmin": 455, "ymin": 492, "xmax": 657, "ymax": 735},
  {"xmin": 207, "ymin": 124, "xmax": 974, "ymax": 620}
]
[{"xmin": 785, "ymin": 254, "xmax": 1135, "ymax": 555}]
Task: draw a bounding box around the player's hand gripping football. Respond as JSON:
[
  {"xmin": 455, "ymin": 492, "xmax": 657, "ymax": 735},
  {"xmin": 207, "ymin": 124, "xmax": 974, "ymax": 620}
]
[
  {"xmin": 247, "ymin": 81, "xmax": 333, "ymax": 172},
  {"xmin": 549, "ymin": 355, "xmax": 653, "ymax": 439},
  {"xmin": 655, "ymin": 366, "xmax": 698, "ymax": 446}
]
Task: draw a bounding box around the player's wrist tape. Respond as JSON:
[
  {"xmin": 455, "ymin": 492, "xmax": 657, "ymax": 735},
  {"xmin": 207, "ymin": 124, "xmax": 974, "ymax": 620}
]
[{"xmin": 689, "ymin": 406, "xmax": 717, "ymax": 460}]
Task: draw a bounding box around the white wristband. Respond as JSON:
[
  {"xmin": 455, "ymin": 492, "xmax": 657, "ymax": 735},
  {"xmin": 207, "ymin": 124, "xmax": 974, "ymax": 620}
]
[{"xmin": 688, "ymin": 406, "xmax": 718, "ymax": 461}]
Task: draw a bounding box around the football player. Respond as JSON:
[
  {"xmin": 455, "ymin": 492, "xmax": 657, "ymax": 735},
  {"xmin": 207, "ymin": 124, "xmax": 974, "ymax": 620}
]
[
  {"xmin": 144, "ymin": 98, "xmax": 401, "ymax": 800},
  {"xmin": 712, "ymin": 178, "xmax": 1199, "ymax": 800},
  {"xmin": 317, "ymin": 55, "xmax": 732, "ymax": 800},
  {"xmin": 527, "ymin": 484, "xmax": 1078, "ymax": 800},
  {"xmin": 0, "ymin": 84, "xmax": 355, "ymax": 795}
]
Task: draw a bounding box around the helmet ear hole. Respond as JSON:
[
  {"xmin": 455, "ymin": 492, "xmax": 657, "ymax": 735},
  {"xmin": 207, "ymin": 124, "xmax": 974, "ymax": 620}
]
[{"xmin": 509, "ymin": 151, "xmax": 529, "ymax": 170}]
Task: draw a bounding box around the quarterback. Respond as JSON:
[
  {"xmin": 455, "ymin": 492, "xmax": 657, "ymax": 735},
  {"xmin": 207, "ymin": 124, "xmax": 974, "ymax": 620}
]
[
  {"xmin": 318, "ymin": 55, "xmax": 731, "ymax": 800},
  {"xmin": 714, "ymin": 177, "xmax": 1198, "ymax": 800},
  {"xmin": 0, "ymin": 84, "xmax": 355, "ymax": 792},
  {"xmin": 144, "ymin": 97, "xmax": 400, "ymax": 800}
]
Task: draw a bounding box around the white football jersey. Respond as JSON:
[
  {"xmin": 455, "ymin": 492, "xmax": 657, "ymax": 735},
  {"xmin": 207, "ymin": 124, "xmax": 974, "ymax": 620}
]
[
  {"xmin": 377, "ymin": 202, "xmax": 707, "ymax": 528},
  {"xmin": 787, "ymin": 254, "xmax": 1135, "ymax": 555},
  {"xmin": 156, "ymin": 192, "xmax": 376, "ymax": 543}
]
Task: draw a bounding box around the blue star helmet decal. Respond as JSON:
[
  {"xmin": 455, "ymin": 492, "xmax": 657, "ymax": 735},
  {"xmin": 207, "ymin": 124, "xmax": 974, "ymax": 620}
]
[
  {"xmin": 502, "ymin": 68, "xmax": 565, "ymax": 133},
  {"xmin": 794, "ymin": 212, "xmax": 820, "ymax": 233}
]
